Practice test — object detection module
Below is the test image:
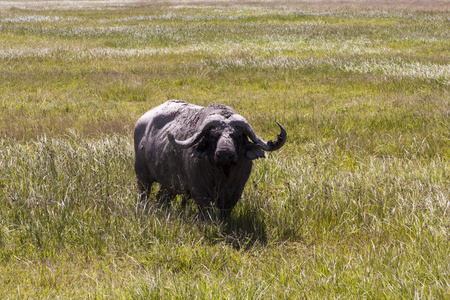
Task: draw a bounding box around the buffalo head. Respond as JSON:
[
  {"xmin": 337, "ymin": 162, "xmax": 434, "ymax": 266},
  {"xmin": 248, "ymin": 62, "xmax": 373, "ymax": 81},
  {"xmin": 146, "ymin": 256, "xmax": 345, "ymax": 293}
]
[{"xmin": 167, "ymin": 108, "xmax": 287, "ymax": 171}]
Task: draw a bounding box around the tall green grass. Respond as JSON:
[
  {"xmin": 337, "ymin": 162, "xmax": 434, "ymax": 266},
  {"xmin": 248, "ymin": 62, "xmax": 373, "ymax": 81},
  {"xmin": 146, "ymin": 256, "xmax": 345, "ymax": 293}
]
[{"xmin": 1, "ymin": 1, "xmax": 449, "ymax": 298}]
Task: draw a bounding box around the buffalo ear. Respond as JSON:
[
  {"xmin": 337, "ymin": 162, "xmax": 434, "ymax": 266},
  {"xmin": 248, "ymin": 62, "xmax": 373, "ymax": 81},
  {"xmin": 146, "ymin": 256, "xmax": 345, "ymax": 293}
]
[{"xmin": 245, "ymin": 143, "xmax": 265, "ymax": 160}]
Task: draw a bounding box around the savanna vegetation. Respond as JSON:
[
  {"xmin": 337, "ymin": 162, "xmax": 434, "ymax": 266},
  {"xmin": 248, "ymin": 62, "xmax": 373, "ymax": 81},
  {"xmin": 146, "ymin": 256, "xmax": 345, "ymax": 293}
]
[{"xmin": 0, "ymin": 0, "xmax": 449, "ymax": 298}]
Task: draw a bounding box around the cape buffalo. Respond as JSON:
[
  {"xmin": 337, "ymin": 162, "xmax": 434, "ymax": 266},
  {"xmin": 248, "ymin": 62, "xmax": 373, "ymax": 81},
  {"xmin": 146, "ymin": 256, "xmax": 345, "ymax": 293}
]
[{"xmin": 134, "ymin": 100, "xmax": 286, "ymax": 217}]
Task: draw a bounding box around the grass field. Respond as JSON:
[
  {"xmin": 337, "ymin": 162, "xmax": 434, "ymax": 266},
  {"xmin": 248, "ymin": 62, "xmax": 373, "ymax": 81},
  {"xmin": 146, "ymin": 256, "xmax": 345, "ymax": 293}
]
[{"xmin": 0, "ymin": 0, "xmax": 449, "ymax": 298}]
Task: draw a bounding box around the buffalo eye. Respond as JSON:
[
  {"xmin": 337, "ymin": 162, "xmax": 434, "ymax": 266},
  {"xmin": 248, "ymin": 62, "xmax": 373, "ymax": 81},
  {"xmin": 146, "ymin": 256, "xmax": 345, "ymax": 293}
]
[
  {"xmin": 196, "ymin": 137, "xmax": 210, "ymax": 151},
  {"xmin": 190, "ymin": 134, "xmax": 214, "ymax": 158}
]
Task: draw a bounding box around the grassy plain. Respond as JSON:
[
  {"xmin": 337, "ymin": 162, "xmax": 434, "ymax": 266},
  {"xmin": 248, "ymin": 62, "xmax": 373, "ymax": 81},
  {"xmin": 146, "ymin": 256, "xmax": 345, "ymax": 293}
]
[{"xmin": 0, "ymin": 0, "xmax": 449, "ymax": 298}]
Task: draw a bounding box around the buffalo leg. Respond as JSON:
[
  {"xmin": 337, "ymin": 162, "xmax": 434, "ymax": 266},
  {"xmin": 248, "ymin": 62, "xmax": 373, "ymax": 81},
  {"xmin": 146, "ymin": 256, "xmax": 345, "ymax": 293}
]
[
  {"xmin": 137, "ymin": 179, "xmax": 153, "ymax": 203},
  {"xmin": 181, "ymin": 193, "xmax": 191, "ymax": 208},
  {"xmin": 156, "ymin": 187, "xmax": 175, "ymax": 206},
  {"xmin": 218, "ymin": 186, "xmax": 245, "ymax": 219},
  {"xmin": 195, "ymin": 196, "xmax": 216, "ymax": 220}
]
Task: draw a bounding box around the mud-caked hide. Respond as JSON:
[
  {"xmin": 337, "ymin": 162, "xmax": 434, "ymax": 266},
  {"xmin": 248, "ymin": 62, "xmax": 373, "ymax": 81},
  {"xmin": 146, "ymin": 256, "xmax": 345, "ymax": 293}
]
[{"xmin": 134, "ymin": 100, "xmax": 287, "ymax": 217}]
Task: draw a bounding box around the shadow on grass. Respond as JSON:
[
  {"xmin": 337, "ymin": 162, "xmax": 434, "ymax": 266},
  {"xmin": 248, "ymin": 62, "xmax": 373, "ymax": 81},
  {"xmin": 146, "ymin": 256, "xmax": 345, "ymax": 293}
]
[
  {"xmin": 136, "ymin": 192, "xmax": 267, "ymax": 251},
  {"xmin": 223, "ymin": 207, "xmax": 268, "ymax": 250},
  {"xmin": 199, "ymin": 206, "xmax": 267, "ymax": 251}
]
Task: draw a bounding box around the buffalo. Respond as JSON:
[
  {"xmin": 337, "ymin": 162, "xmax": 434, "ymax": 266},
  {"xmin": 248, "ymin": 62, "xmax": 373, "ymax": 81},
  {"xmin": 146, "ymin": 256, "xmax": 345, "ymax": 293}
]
[{"xmin": 134, "ymin": 100, "xmax": 286, "ymax": 217}]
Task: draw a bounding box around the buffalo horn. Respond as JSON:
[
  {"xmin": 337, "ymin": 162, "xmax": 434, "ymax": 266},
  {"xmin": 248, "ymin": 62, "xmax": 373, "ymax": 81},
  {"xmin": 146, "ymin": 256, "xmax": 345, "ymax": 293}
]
[
  {"xmin": 230, "ymin": 115, "xmax": 287, "ymax": 151},
  {"xmin": 167, "ymin": 119, "xmax": 222, "ymax": 149}
]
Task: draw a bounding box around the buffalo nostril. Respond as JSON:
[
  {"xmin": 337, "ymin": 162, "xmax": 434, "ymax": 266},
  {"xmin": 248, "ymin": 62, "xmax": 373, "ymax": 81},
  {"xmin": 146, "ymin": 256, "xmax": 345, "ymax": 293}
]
[{"xmin": 216, "ymin": 151, "xmax": 235, "ymax": 159}]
